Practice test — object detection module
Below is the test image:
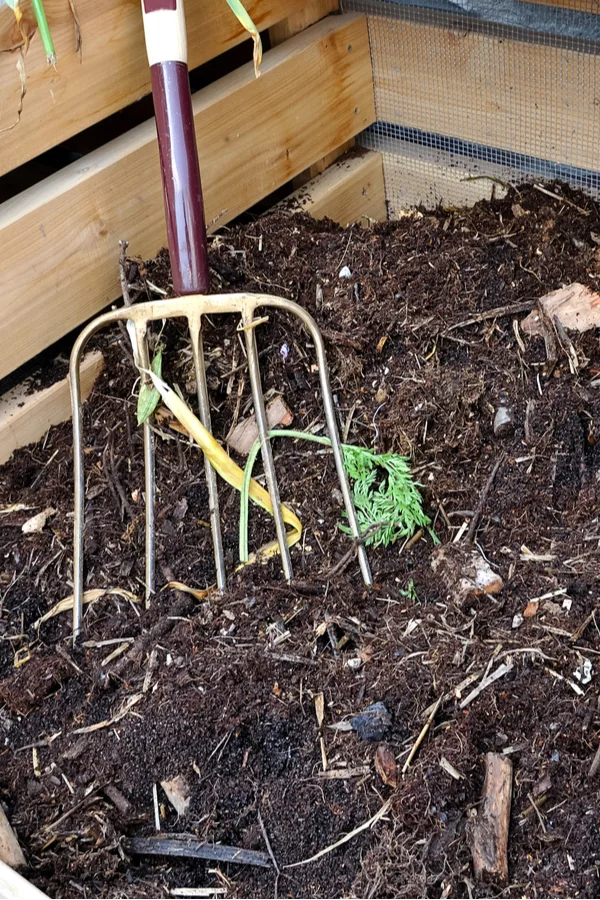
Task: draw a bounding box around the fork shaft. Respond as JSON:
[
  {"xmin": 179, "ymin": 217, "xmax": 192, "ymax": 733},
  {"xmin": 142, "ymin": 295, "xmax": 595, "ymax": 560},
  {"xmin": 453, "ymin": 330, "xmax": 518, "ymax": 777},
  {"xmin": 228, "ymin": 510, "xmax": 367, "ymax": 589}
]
[{"xmin": 243, "ymin": 315, "xmax": 293, "ymax": 580}]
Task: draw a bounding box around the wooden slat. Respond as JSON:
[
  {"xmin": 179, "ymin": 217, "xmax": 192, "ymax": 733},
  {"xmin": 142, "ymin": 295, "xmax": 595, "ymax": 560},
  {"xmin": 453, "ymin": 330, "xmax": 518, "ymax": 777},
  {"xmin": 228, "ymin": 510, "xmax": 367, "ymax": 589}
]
[
  {"xmin": 371, "ymin": 14, "xmax": 600, "ymax": 172},
  {"xmin": 0, "ymin": 14, "xmax": 374, "ymax": 380},
  {"xmin": 0, "ymin": 0, "xmax": 327, "ymax": 176},
  {"xmin": 280, "ymin": 150, "xmax": 386, "ymax": 225},
  {"xmin": 0, "ymin": 351, "xmax": 104, "ymax": 465},
  {"xmin": 268, "ymin": 0, "xmax": 338, "ymax": 44},
  {"xmin": 519, "ymin": 0, "xmax": 599, "ymax": 10},
  {"xmin": 268, "ymin": 0, "xmax": 353, "ymax": 189},
  {"xmin": 379, "ymin": 142, "xmax": 509, "ymax": 215}
]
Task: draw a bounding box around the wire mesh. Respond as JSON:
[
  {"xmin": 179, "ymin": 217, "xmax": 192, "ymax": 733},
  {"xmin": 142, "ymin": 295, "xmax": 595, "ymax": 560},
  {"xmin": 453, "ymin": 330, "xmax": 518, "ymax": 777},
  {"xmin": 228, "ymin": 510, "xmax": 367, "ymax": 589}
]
[{"xmin": 343, "ymin": 0, "xmax": 600, "ymax": 213}]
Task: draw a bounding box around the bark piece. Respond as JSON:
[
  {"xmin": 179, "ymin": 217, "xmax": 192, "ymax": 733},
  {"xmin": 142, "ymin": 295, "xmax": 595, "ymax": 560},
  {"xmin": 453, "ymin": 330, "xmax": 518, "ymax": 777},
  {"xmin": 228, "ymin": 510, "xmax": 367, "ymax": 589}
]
[
  {"xmin": 227, "ymin": 396, "xmax": 293, "ymax": 456},
  {"xmin": 468, "ymin": 752, "xmax": 512, "ymax": 884}
]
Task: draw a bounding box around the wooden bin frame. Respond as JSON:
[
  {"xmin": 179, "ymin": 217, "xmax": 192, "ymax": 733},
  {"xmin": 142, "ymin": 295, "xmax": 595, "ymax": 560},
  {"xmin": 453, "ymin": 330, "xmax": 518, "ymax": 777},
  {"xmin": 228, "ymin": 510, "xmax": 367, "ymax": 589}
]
[{"xmin": 0, "ymin": 0, "xmax": 386, "ymax": 461}]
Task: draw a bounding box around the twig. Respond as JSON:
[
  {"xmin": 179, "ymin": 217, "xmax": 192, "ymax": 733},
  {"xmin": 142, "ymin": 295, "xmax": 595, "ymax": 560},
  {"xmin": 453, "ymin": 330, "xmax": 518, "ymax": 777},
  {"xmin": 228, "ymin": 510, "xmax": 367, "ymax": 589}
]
[
  {"xmin": 108, "ymin": 436, "xmax": 135, "ymax": 520},
  {"xmin": 526, "ymin": 791, "xmax": 547, "ymax": 833},
  {"xmin": 543, "ymin": 666, "xmax": 584, "ymax": 696},
  {"xmin": 446, "ymin": 301, "xmax": 534, "ymax": 332},
  {"xmin": 127, "ymin": 835, "xmax": 271, "ymax": 868},
  {"xmin": 318, "ymin": 523, "xmax": 385, "ymax": 580},
  {"xmin": 466, "ymin": 454, "xmax": 505, "ymax": 543},
  {"xmin": 119, "ymin": 241, "xmax": 132, "ymax": 307},
  {"xmin": 402, "ymin": 698, "xmax": 441, "ymax": 774},
  {"xmin": 283, "ymin": 798, "xmax": 392, "ymax": 869},
  {"xmin": 153, "ymin": 783, "xmax": 161, "ymax": 831},
  {"xmin": 588, "ymin": 743, "xmax": 600, "ymax": 778},
  {"xmin": 460, "ymin": 661, "xmax": 514, "ymax": 709},
  {"xmin": 42, "ymin": 794, "xmax": 102, "ymax": 832},
  {"xmin": 258, "ymin": 809, "xmax": 280, "ymax": 875},
  {"xmin": 71, "ymin": 693, "xmax": 143, "ymax": 735},
  {"xmin": 533, "ymin": 183, "xmax": 591, "ymax": 216}
]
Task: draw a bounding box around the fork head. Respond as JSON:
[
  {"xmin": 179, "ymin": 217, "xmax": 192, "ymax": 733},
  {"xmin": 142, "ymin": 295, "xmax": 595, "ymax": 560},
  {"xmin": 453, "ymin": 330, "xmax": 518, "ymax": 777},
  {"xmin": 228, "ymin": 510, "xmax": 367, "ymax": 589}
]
[{"xmin": 69, "ymin": 292, "xmax": 372, "ymax": 640}]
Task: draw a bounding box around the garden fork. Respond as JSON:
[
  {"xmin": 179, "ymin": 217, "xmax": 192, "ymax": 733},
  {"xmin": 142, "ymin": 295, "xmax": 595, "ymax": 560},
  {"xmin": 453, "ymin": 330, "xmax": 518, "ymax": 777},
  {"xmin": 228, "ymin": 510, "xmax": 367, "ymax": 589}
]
[{"xmin": 69, "ymin": 0, "xmax": 372, "ymax": 639}]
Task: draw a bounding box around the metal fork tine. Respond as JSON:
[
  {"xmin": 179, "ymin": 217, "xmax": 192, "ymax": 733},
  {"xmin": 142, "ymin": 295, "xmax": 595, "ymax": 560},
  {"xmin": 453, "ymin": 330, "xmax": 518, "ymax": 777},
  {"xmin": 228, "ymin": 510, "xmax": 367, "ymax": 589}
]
[
  {"xmin": 242, "ymin": 312, "xmax": 293, "ymax": 580},
  {"xmin": 189, "ymin": 314, "xmax": 226, "ymax": 590},
  {"xmin": 70, "ymin": 341, "xmax": 86, "ymax": 643},
  {"xmin": 301, "ymin": 309, "xmax": 373, "ymax": 588},
  {"xmin": 135, "ymin": 322, "xmax": 155, "ymax": 606}
]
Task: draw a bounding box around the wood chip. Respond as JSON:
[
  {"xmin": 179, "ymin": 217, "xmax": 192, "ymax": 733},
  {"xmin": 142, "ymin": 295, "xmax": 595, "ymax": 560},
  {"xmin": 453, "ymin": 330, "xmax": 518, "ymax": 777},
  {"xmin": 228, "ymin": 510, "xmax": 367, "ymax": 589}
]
[
  {"xmin": 439, "ymin": 756, "xmax": 464, "ymax": 781},
  {"xmin": 161, "ymin": 775, "xmax": 191, "ymax": 817},
  {"xmin": 374, "ymin": 742, "xmax": 398, "ymax": 788},
  {"xmin": 468, "ymin": 753, "xmax": 512, "ymax": 884}
]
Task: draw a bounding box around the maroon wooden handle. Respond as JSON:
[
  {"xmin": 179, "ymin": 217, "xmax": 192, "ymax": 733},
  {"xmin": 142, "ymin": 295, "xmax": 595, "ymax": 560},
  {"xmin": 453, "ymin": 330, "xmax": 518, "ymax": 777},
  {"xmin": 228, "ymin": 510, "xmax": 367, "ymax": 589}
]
[
  {"xmin": 150, "ymin": 60, "xmax": 209, "ymax": 295},
  {"xmin": 144, "ymin": 0, "xmax": 177, "ymax": 12}
]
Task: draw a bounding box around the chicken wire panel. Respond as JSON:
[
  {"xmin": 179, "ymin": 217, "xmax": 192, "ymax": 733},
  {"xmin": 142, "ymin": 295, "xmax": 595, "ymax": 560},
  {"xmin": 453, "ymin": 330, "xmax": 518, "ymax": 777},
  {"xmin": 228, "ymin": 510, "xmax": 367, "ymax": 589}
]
[{"xmin": 343, "ymin": 0, "xmax": 600, "ymax": 212}]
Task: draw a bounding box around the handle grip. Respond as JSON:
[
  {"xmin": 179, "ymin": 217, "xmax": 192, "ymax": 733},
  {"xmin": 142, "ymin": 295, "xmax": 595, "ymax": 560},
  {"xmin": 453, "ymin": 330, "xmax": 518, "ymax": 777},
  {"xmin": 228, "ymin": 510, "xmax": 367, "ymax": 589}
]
[{"xmin": 142, "ymin": 0, "xmax": 210, "ymax": 295}]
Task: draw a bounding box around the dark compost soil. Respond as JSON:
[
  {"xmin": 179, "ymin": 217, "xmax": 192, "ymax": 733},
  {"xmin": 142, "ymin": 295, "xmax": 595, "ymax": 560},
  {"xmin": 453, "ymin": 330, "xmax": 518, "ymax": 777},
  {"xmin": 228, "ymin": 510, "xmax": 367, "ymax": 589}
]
[{"xmin": 1, "ymin": 182, "xmax": 600, "ymax": 899}]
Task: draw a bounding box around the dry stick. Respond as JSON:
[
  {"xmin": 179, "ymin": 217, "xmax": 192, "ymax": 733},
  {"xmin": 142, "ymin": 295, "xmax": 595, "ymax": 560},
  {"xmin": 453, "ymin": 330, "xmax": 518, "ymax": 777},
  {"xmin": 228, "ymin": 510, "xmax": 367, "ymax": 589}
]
[
  {"xmin": 459, "ymin": 661, "xmax": 514, "ymax": 710},
  {"xmin": 402, "ymin": 697, "xmax": 442, "ymax": 775},
  {"xmin": 283, "ymin": 798, "xmax": 392, "ymax": 869},
  {"xmin": 257, "ymin": 809, "xmax": 280, "ymax": 875},
  {"xmin": 446, "ymin": 301, "xmax": 534, "ymax": 332},
  {"xmin": 589, "ymin": 744, "xmax": 600, "ymax": 778},
  {"xmin": 468, "ymin": 753, "xmax": 513, "ymax": 885},
  {"xmin": 533, "ymin": 183, "xmax": 591, "ymax": 216},
  {"xmin": 318, "ymin": 523, "xmax": 385, "ymax": 581},
  {"xmin": 466, "ymin": 454, "xmax": 505, "ymax": 543},
  {"xmin": 108, "ymin": 437, "xmax": 135, "ymax": 520},
  {"xmin": 526, "ymin": 791, "xmax": 547, "ymax": 834}
]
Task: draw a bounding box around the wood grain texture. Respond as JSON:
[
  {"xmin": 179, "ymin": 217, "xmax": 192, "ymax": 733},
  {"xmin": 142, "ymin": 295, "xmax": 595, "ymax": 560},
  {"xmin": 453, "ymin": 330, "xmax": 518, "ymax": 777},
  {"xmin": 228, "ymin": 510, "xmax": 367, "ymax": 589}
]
[
  {"xmin": 0, "ymin": 0, "xmax": 315, "ymax": 175},
  {"xmin": 0, "ymin": 351, "xmax": 104, "ymax": 465},
  {"xmin": 268, "ymin": 0, "xmax": 338, "ymax": 45},
  {"xmin": 370, "ymin": 14, "xmax": 600, "ymax": 172},
  {"xmin": 468, "ymin": 753, "xmax": 513, "ymax": 884},
  {"xmin": 0, "ymin": 14, "xmax": 374, "ymax": 380},
  {"xmin": 380, "ymin": 142, "xmax": 509, "ymax": 215},
  {"xmin": 519, "ymin": 0, "xmax": 599, "ymax": 10},
  {"xmin": 280, "ymin": 150, "xmax": 386, "ymax": 226},
  {"xmin": 268, "ymin": 0, "xmax": 353, "ymax": 189}
]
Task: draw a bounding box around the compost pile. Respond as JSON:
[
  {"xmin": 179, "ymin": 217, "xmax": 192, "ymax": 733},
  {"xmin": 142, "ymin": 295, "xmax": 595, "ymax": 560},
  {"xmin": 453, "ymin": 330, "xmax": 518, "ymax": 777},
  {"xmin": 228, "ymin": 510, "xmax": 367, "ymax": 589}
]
[{"xmin": 0, "ymin": 182, "xmax": 599, "ymax": 899}]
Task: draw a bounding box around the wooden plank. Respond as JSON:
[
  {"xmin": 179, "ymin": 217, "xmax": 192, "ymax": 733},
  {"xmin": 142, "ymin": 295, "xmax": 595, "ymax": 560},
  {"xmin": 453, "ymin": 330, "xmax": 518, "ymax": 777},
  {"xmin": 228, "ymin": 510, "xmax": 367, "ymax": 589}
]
[
  {"xmin": 0, "ymin": 351, "xmax": 104, "ymax": 465},
  {"xmin": 280, "ymin": 150, "xmax": 386, "ymax": 225},
  {"xmin": 0, "ymin": 14, "xmax": 374, "ymax": 380},
  {"xmin": 519, "ymin": 0, "xmax": 599, "ymax": 10},
  {"xmin": 0, "ymin": 0, "xmax": 316, "ymax": 176},
  {"xmin": 268, "ymin": 0, "xmax": 338, "ymax": 44},
  {"xmin": 268, "ymin": 0, "xmax": 354, "ymax": 189},
  {"xmin": 370, "ymin": 14, "xmax": 600, "ymax": 173}
]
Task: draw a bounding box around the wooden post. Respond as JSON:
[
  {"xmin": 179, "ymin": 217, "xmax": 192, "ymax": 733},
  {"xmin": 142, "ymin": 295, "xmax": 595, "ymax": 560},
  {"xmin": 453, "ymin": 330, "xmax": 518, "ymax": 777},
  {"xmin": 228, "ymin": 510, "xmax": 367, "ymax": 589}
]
[{"xmin": 468, "ymin": 752, "xmax": 513, "ymax": 884}]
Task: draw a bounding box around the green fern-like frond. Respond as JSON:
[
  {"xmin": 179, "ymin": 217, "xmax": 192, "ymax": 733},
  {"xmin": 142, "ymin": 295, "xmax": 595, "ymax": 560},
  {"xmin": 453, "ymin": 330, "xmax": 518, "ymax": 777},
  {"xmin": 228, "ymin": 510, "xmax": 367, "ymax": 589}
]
[{"xmin": 340, "ymin": 446, "xmax": 436, "ymax": 549}]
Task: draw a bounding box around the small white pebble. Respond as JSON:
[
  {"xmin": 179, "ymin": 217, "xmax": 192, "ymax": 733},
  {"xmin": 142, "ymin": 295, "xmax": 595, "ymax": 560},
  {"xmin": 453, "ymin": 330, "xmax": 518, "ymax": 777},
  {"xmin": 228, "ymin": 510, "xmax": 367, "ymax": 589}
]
[{"xmin": 338, "ymin": 265, "xmax": 352, "ymax": 279}]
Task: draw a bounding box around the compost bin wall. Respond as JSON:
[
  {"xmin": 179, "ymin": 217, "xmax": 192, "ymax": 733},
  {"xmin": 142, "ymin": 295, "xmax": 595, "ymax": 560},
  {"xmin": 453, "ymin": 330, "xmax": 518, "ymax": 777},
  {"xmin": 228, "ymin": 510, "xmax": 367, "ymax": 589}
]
[{"xmin": 344, "ymin": 0, "xmax": 600, "ymax": 211}]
